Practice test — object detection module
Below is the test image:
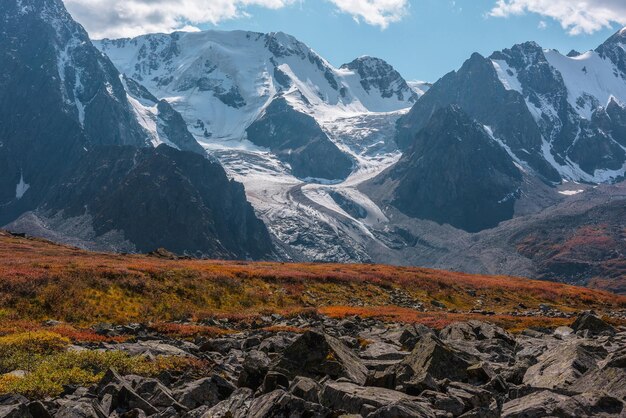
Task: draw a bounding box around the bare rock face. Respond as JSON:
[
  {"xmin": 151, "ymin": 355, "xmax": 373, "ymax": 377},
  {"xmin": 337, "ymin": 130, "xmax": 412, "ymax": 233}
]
[
  {"xmin": 370, "ymin": 106, "xmax": 523, "ymax": 232},
  {"xmin": 572, "ymin": 312, "xmax": 616, "ymax": 336},
  {"xmin": 386, "ymin": 334, "xmax": 479, "ymax": 389},
  {"xmin": 319, "ymin": 380, "xmax": 425, "ymax": 417},
  {"xmin": 502, "ymin": 390, "xmax": 624, "ymax": 418},
  {"xmin": 246, "ymin": 97, "xmax": 353, "ymax": 181},
  {"xmin": 523, "ymin": 341, "xmax": 608, "ymax": 390},
  {"xmin": 440, "ymin": 320, "xmax": 515, "ymax": 345},
  {"xmin": 271, "ymin": 330, "xmax": 368, "ymax": 385}
]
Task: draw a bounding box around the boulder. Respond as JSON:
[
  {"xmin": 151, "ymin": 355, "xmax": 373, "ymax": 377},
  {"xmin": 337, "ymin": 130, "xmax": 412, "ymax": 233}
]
[
  {"xmin": 440, "ymin": 321, "xmax": 514, "ymax": 345},
  {"xmin": 199, "ymin": 337, "xmax": 242, "ymax": 354},
  {"xmin": 201, "ymin": 388, "xmax": 254, "ymax": 418},
  {"xmin": 261, "ymin": 371, "xmax": 290, "ymax": 393},
  {"xmin": 523, "ymin": 341, "xmax": 607, "ymax": 390},
  {"xmin": 320, "ymin": 380, "xmax": 420, "ymax": 416},
  {"xmin": 418, "ymin": 390, "xmax": 465, "ymax": 416},
  {"xmin": 172, "ymin": 375, "xmax": 235, "ymax": 410},
  {"xmin": 97, "ymin": 369, "xmax": 158, "ymax": 415},
  {"xmin": 246, "ymin": 389, "xmax": 328, "ymax": 418},
  {"xmin": 289, "ymin": 376, "xmax": 322, "ymax": 403},
  {"xmin": 572, "ymin": 313, "xmax": 616, "ymax": 336},
  {"xmin": 272, "ymin": 330, "xmax": 368, "ymax": 385},
  {"xmin": 237, "ymin": 350, "xmax": 271, "ymax": 390},
  {"xmin": 54, "ymin": 401, "xmax": 102, "ymax": 418},
  {"xmin": 27, "ymin": 402, "xmax": 52, "ymax": 418},
  {"xmin": 569, "ymin": 354, "xmax": 626, "ymax": 399},
  {"xmin": 386, "ymin": 334, "xmax": 477, "ymax": 388},
  {"xmin": 126, "ymin": 376, "xmax": 186, "ymax": 412},
  {"xmin": 367, "ymin": 399, "xmax": 437, "ymax": 418},
  {"xmin": 360, "ymin": 342, "xmax": 408, "ymax": 361},
  {"xmin": 445, "ymin": 382, "xmax": 495, "ymax": 413},
  {"xmin": 501, "ymin": 389, "xmax": 623, "ymax": 418},
  {"xmin": 0, "ymin": 404, "xmax": 31, "ymax": 418},
  {"xmin": 258, "ymin": 334, "xmax": 298, "ymax": 354}
]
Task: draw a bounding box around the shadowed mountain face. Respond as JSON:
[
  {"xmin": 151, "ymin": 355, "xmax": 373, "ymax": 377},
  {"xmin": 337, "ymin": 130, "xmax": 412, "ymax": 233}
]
[
  {"xmin": 0, "ymin": 0, "xmax": 273, "ymax": 259},
  {"xmin": 246, "ymin": 97, "xmax": 353, "ymax": 181},
  {"xmin": 397, "ymin": 37, "xmax": 626, "ymax": 185},
  {"xmin": 371, "ymin": 106, "xmax": 523, "ymax": 232}
]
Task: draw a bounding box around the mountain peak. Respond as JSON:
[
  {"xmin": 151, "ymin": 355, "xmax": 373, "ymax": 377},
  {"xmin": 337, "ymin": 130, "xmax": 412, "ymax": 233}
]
[{"xmin": 341, "ymin": 56, "xmax": 417, "ymax": 102}]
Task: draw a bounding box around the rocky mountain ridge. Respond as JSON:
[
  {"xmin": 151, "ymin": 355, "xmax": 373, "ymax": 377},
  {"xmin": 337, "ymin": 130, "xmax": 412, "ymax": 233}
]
[{"xmin": 0, "ymin": 0, "xmax": 273, "ymax": 259}]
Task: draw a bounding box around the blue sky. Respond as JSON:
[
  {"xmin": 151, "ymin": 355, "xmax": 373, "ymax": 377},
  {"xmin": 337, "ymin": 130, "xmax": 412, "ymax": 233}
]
[
  {"xmin": 64, "ymin": 0, "xmax": 626, "ymax": 83},
  {"xmin": 208, "ymin": 0, "xmax": 619, "ymax": 82}
]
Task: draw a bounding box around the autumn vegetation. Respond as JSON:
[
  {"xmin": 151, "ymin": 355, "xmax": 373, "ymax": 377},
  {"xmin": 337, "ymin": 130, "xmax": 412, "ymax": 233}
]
[
  {"xmin": 0, "ymin": 231, "xmax": 624, "ymax": 397},
  {"xmin": 0, "ymin": 230, "xmax": 623, "ymax": 328}
]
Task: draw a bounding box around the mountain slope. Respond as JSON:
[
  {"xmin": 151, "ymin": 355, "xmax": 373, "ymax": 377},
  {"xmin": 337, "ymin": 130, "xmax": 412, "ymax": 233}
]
[
  {"xmin": 95, "ymin": 31, "xmax": 417, "ymax": 181},
  {"xmin": 0, "ymin": 0, "xmax": 273, "ymax": 259},
  {"xmin": 1, "ymin": 230, "xmax": 623, "ymax": 324},
  {"xmin": 397, "ymin": 32, "xmax": 626, "ymax": 184},
  {"xmin": 369, "ymin": 106, "xmax": 523, "ymax": 232}
]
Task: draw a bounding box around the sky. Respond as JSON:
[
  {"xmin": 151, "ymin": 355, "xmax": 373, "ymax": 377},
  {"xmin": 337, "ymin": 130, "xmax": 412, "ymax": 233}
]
[{"xmin": 63, "ymin": 0, "xmax": 626, "ymax": 82}]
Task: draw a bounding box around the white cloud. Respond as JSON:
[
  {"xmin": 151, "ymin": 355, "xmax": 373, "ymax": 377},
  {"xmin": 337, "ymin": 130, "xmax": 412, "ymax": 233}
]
[
  {"xmin": 63, "ymin": 0, "xmax": 410, "ymax": 39},
  {"xmin": 63, "ymin": 0, "xmax": 297, "ymax": 39},
  {"xmin": 489, "ymin": 0, "xmax": 626, "ymax": 35},
  {"xmin": 326, "ymin": 0, "xmax": 409, "ymax": 29}
]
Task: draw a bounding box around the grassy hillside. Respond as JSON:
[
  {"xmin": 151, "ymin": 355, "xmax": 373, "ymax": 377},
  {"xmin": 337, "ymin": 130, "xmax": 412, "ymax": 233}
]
[{"xmin": 0, "ymin": 231, "xmax": 624, "ymax": 332}]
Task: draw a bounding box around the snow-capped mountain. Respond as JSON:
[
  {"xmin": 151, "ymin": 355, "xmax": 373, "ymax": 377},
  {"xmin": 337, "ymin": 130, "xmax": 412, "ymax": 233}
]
[
  {"xmin": 399, "ymin": 31, "xmax": 626, "ymax": 185},
  {"xmin": 0, "ymin": 0, "xmax": 272, "ymax": 259},
  {"xmin": 96, "ymin": 31, "xmax": 417, "ymax": 143},
  {"xmin": 95, "ymin": 29, "xmax": 422, "ymax": 261}
]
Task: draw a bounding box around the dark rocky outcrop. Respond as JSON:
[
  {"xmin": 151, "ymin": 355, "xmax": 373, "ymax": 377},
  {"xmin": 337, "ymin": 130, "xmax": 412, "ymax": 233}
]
[
  {"xmin": 386, "ymin": 334, "xmax": 479, "ymax": 390},
  {"xmin": 370, "ymin": 106, "xmax": 523, "ymax": 232},
  {"xmin": 246, "ymin": 97, "xmax": 353, "ymax": 181},
  {"xmin": 271, "ymin": 330, "xmax": 368, "ymax": 385},
  {"xmin": 0, "ymin": 0, "xmax": 273, "ymax": 259}
]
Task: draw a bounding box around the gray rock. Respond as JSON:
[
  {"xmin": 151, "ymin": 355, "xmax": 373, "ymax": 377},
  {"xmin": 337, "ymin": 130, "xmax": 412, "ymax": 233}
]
[
  {"xmin": 386, "ymin": 334, "xmax": 477, "ymax": 388},
  {"xmin": 261, "ymin": 371, "xmax": 290, "ymax": 393},
  {"xmin": 289, "ymin": 376, "xmax": 322, "ymax": 403},
  {"xmin": 360, "ymin": 341, "xmax": 408, "ymax": 361},
  {"xmin": 445, "ymin": 382, "xmax": 495, "ymax": 413},
  {"xmin": 257, "ymin": 334, "xmax": 298, "ymax": 354},
  {"xmin": 246, "ymin": 389, "xmax": 328, "ymax": 418},
  {"xmin": 440, "ymin": 321, "xmax": 515, "ymax": 346},
  {"xmin": 0, "ymin": 403, "xmax": 31, "ymax": 418},
  {"xmin": 199, "ymin": 337, "xmax": 242, "ymax": 354},
  {"xmin": 173, "ymin": 375, "xmax": 235, "ymax": 410},
  {"xmin": 126, "ymin": 376, "xmax": 186, "ymax": 412},
  {"xmin": 320, "ymin": 380, "xmax": 420, "ymax": 416},
  {"xmin": 272, "ymin": 330, "xmax": 368, "ymax": 385},
  {"xmin": 54, "ymin": 401, "xmax": 101, "ymax": 418},
  {"xmin": 367, "ymin": 399, "xmax": 437, "ymax": 418},
  {"xmin": 523, "ymin": 341, "xmax": 607, "ymax": 390},
  {"xmin": 201, "ymin": 388, "xmax": 254, "ymax": 418},
  {"xmin": 554, "ymin": 326, "xmax": 575, "ymax": 339},
  {"xmin": 237, "ymin": 350, "xmax": 271, "ymax": 390},
  {"xmin": 97, "ymin": 369, "xmax": 158, "ymax": 415},
  {"xmin": 501, "ymin": 390, "xmax": 612, "ymax": 417},
  {"xmin": 569, "ymin": 355, "xmax": 626, "ymax": 399},
  {"xmin": 418, "ymin": 390, "xmax": 465, "ymax": 416},
  {"xmin": 572, "ymin": 313, "xmax": 616, "ymax": 336}
]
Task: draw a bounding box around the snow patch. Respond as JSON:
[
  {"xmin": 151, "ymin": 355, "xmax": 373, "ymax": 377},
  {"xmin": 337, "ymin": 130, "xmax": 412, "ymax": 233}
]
[
  {"xmin": 559, "ymin": 189, "xmax": 584, "ymax": 196},
  {"xmin": 492, "ymin": 60, "xmax": 523, "ymax": 93},
  {"xmin": 544, "ymin": 49, "xmax": 626, "ymax": 120},
  {"xmin": 15, "ymin": 173, "xmax": 30, "ymax": 200}
]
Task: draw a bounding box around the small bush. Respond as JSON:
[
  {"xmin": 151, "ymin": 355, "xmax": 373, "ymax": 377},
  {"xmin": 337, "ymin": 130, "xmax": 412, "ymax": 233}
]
[{"xmin": 0, "ymin": 350, "xmax": 203, "ymax": 398}]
